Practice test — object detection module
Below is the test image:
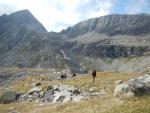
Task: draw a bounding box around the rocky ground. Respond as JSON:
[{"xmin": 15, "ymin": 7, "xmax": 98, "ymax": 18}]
[{"xmin": 0, "ymin": 68, "xmax": 150, "ymax": 113}]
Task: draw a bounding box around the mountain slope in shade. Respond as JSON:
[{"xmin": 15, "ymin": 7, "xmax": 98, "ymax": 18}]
[
  {"xmin": 0, "ymin": 9, "xmax": 47, "ymax": 34},
  {"xmin": 0, "ymin": 10, "xmax": 64, "ymax": 68}
]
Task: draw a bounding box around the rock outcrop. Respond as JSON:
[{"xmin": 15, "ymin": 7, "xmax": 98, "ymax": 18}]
[
  {"xmin": 17, "ymin": 84, "xmax": 106, "ymax": 104},
  {"xmin": 114, "ymin": 74, "xmax": 150, "ymax": 97},
  {"xmin": 129, "ymin": 74, "xmax": 150, "ymax": 95},
  {"xmin": 18, "ymin": 85, "xmax": 86, "ymax": 103}
]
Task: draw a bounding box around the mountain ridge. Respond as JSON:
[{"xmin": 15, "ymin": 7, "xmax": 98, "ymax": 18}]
[
  {"xmin": 0, "ymin": 10, "xmax": 150, "ymax": 72},
  {"xmin": 62, "ymin": 13, "xmax": 150, "ymax": 39}
]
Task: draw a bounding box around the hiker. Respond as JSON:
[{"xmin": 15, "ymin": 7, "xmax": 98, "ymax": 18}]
[
  {"xmin": 92, "ymin": 70, "xmax": 97, "ymax": 82},
  {"xmin": 60, "ymin": 73, "xmax": 67, "ymax": 82},
  {"xmin": 72, "ymin": 73, "xmax": 76, "ymax": 79}
]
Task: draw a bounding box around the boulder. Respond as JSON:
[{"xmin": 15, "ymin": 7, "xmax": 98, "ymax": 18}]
[
  {"xmin": 18, "ymin": 93, "xmax": 31, "ymax": 102},
  {"xmin": 114, "ymin": 74, "xmax": 150, "ymax": 97},
  {"xmin": 89, "ymin": 88, "xmax": 95, "ymax": 93},
  {"xmin": 72, "ymin": 95, "xmax": 83, "ymax": 102},
  {"xmin": 126, "ymin": 91, "xmax": 135, "ymax": 97},
  {"xmin": 32, "ymin": 92, "xmax": 41, "ymax": 99},
  {"xmin": 63, "ymin": 96, "xmax": 71, "ymax": 103},
  {"xmin": 0, "ymin": 91, "xmax": 19, "ymax": 104},
  {"xmin": 42, "ymin": 90, "xmax": 54, "ymax": 102},
  {"xmin": 114, "ymin": 83, "xmax": 132, "ymax": 97},
  {"xmin": 40, "ymin": 91, "xmax": 45, "ymax": 98},
  {"xmin": 128, "ymin": 74, "xmax": 150, "ymax": 95},
  {"xmin": 28, "ymin": 87, "xmax": 42, "ymax": 95},
  {"xmin": 52, "ymin": 91, "xmax": 71, "ymax": 103},
  {"xmin": 18, "ymin": 85, "xmax": 87, "ymax": 104},
  {"xmin": 115, "ymin": 80, "xmax": 123, "ymax": 85}
]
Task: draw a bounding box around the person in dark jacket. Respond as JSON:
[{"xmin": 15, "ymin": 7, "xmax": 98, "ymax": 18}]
[
  {"xmin": 92, "ymin": 70, "xmax": 97, "ymax": 82},
  {"xmin": 72, "ymin": 73, "xmax": 76, "ymax": 79},
  {"xmin": 60, "ymin": 73, "xmax": 67, "ymax": 82}
]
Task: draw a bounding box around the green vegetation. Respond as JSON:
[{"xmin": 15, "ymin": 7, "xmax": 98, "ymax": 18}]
[{"xmin": 0, "ymin": 91, "xmax": 17, "ymax": 104}]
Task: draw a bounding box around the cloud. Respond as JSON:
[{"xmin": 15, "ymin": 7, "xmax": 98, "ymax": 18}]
[
  {"xmin": 76, "ymin": 0, "xmax": 114, "ymax": 21},
  {"xmin": 0, "ymin": 0, "xmax": 150, "ymax": 32},
  {"xmin": 125, "ymin": 0, "xmax": 150, "ymax": 14},
  {"xmin": 0, "ymin": 3, "xmax": 17, "ymax": 14},
  {"xmin": 0, "ymin": 0, "xmax": 114, "ymax": 32}
]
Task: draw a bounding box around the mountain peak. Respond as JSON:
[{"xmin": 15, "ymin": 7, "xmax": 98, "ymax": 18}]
[
  {"xmin": 10, "ymin": 9, "xmax": 35, "ymax": 21},
  {"xmin": 8, "ymin": 9, "xmax": 47, "ymax": 32},
  {"xmin": 10, "ymin": 9, "xmax": 31, "ymax": 16},
  {"xmin": 64, "ymin": 13, "xmax": 150, "ymax": 38}
]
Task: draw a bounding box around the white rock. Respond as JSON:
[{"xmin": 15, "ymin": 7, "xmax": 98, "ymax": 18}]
[
  {"xmin": 35, "ymin": 99, "xmax": 39, "ymax": 103},
  {"xmin": 115, "ymin": 80, "xmax": 123, "ymax": 85},
  {"xmin": 72, "ymin": 95, "xmax": 83, "ymax": 102},
  {"xmin": 100, "ymin": 91, "xmax": 106, "ymax": 95},
  {"xmin": 129, "ymin": 74, "xmax": 150, "ymax": 95},
  {"xmin": 63, "ymin": 96, "xmax": 71, "ymax": 103},
  {"xmin": 52, "ymin": 91, "xmax": 71, "ymax": 103},
  {"xmin": 144, "ymin": 75, "xmax": 150, "ymax": 83},
  {"xmin": 89, "ymin": 88, "xmax": 94, "ymax": 93},
  {"xmin": 28, "ymin": 87, "xmax": 42, "ymax": 95},
  {"xmin": 59, "ymin": 85, "xmax": 75, "ymax": 91},
  {"xmin": 114, "ymin": 83, "xmax": 130, "ymax": 97},
  {"xmin": 40, "ymin": 91, "xmax": 45, "ymax": 96},
  {"xmin": 126, "ymin": 91, "xmax": 135, "ymax": 97}
]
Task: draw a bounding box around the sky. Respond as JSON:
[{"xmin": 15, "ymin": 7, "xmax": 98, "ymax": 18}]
[{"xmin": 0, "ymin": 0, "xmax": 150, "ymax": 32}]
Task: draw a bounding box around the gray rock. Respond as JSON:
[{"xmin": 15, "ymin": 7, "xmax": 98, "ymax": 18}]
[
  {"xmin": 32, "ymin": 92, "xmax": 41, "ymax": 99},
  {"xmin": 18, "ymin": 93, "xmax": 28, "ymax": 102},
  {"xmin": 128, "ymin": 74, "xmax": 150, "ymax": 95},
  {"xmin": 40, "ymin": 91, "xmax": 45, "ymax": 98},
  {"xmin": 114, "ymin": 74, "xmax": 150, "ymax": 97},
  {"xmin": 52, "ymin": 91, "xmax": 71, "ymax": 103},
  {"xmin": 115, "ymin": 80, "xmax": 123, "ymax": 85},
  {"xmin": 114, "ymin": 83, "xmax": 131, "ymax": 97},
  {"xmin": 18, "ymin": 84, "xmax": 87, "ymax": 104},
  {"xmin": 72, "ymin": 95, "xmax": 83, "ymax": 102},
  {"xmin": 72, "ymin": 88, "xmax": 81, "ymax": 95},
  {"xmin": 28, "ymin": 87, "xmax": 42, "ymax": 95},
  {"xmin": 46, "ymin": 85, "xmax": 54, "ymax": 91},
  {"xmin": 63, "ymin": 96, "xmax": 71, "ymax": 103},
  {"xmin": 42, "ymin": 90, "xmax": 54, "ymax": 102},
  {"xmin": 126, "ymin": 91, "xmax": 135, "ymax": 97},
  {"xmin": 89, "ymin": 88, "xmax": 95, "ymax": 93}
]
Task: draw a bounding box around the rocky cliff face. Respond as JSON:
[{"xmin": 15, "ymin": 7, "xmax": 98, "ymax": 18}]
[
  {"xmin": 61, "ymin": 14, "xmax": 150, "ymax": 59},
  {"xmin": 62, "ymin": 14, "xmax": 150, "ymax": 37},
  {"xmin": 0, "ymin": 10, "xmax": 150, "ymax": 71}
]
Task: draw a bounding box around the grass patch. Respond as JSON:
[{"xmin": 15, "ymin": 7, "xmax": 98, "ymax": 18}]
[
  {"xmin": 105, "ymin": 96, "xmax": 150, "ymax": 113},
  {"xmin": 0, "ymin": 68, "xmax": 148, "ymax": 113}
]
